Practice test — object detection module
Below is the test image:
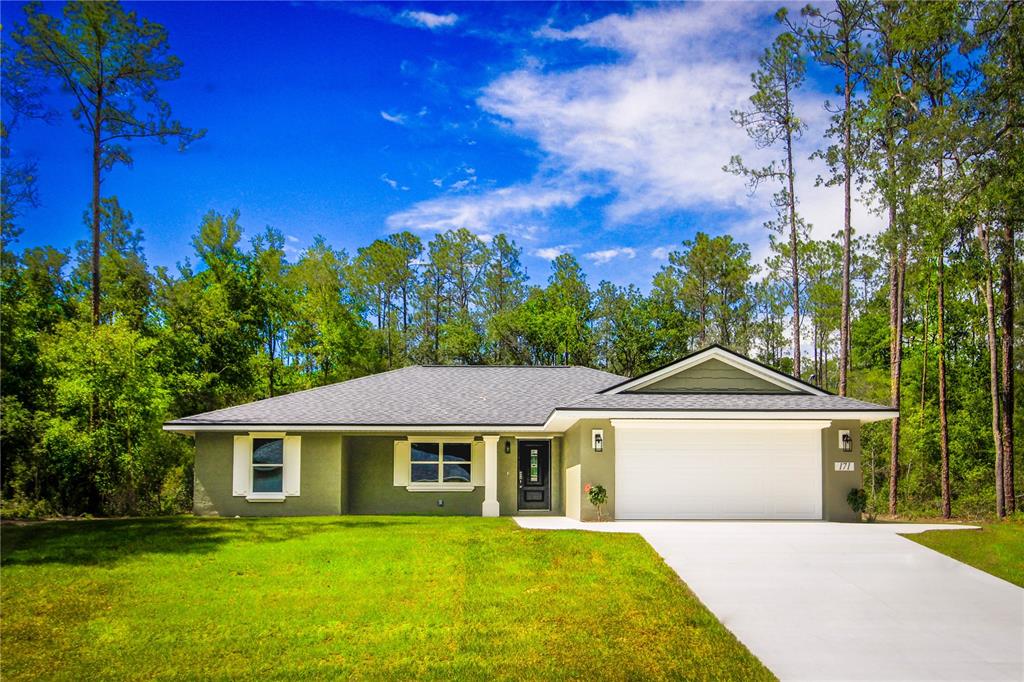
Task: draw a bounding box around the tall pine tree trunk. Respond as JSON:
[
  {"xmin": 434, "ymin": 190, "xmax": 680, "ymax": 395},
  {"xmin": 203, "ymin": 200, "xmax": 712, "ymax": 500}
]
[
  {"xmin": 979, "ymin": 224, "xmax": 1005, "ymax": 517},
  {"xmin": 91, "ymin": 90, "xmax": 103, "ymax": 326},
  {"xmin": 937, "ymin": 250, "xmax": 950, "ymax": 519},
  {"xmin": 787, "ymin": 128, "xmax": 801, "ymax": 380},
  {"xmin": 839, "ymin": 58, "xmax": 853, "ymax": 396},
  {"xmin": 888, "ymin": 226, "xmax": 906, "ymax": 517},
  {"xmin": 1000, "ymin": 221, "xmax": 1016, "ymax": 512}
]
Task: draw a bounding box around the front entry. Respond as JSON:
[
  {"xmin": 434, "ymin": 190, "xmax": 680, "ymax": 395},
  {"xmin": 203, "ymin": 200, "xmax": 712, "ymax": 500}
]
[{"xmin": 517, "ymin": 440, "xmax": 551, "ymax": 511}]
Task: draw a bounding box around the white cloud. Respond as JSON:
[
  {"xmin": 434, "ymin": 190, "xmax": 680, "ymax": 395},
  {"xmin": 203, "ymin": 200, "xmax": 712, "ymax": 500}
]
[
  {"xmin": 432, "ymin": 178, "xmax": 444, "ymax": 188},
  {"xmin": 650, "ymin": 246, "xmax": 671, "ymax": 260},
  {"xmin": 380, "ymin": 173, "xmax": 409, "ymax": 191},
  {"xmin": 386, "ymin": 181, "xmax": 584, "ymax": 238},
  {"xmin": 534, "ymin": 244, "xmax": 573, "ymax": 260},
  {"xmin": 386, "ymin": 3, "xmax": 884, "ymax": 256},
  {"xmin": 585, "ymin": 247, "xmax": 636, "ymax": 264},
  {"xmin": 380, "ymin": 111, "xmax": 406, "ymax": 125},
  {"xmin": 401, "ymin": 10, "xmax": 459, "ymax": 30},
  {"xmin": 286, "ymin": 234, "xmax": 300, "ymax": 243}
]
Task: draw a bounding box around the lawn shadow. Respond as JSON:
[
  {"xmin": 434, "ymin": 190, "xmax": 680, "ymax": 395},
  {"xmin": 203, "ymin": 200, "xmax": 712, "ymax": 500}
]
[{"xmin": 0, "ymin": 515, "xmax": 430, "ymax": 568}]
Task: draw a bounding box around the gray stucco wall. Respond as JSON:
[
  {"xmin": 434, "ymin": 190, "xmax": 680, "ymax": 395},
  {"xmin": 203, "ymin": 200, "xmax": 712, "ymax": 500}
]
[
  {"xmin": 193, "ymin": 432, "xmax": 343, "ymax": 516},
  {"xmin": 564, "ymin": 419, "xmax": 616, "ymax": 521},
  {"xmin": 345, "ymin": 436, "xmax": 484, "ymax": 515},
  {"xmin": 822, "ymin": 420, "xmax": 862, "ymax": 522}
]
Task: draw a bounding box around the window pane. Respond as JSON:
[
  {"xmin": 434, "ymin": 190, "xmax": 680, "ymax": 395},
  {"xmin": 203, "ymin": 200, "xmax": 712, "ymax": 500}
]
[
  {"xmin": 253, "ymin": 465, "xmax": 283, "ymax": 493},
  {"xmin": 411, "ymin": 463, "xmax": 439, "ymax": 483},
  {"xmin": 443, "ymin": 463, "xmax": 471, "ymax": 483},
  {"xmin": 443, "ymin": 443, "xmax": 471, "ymax": 463},
  {"xmin": 252, "ymin": 438, "xmax": 283, "ymax": 465},
  {"xmin": 411, "ymin": 442, "xmax": 440, "ymax": 462}
]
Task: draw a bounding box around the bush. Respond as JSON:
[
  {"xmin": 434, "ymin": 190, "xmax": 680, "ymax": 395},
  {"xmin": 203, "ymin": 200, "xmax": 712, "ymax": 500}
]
[
  {"xmin": 584, "ymin": 483, "xmax": 608, "ymax": 521},
  {"xmin": 847, "ymin": 487, "xmax": 868, "ymax": 515}
]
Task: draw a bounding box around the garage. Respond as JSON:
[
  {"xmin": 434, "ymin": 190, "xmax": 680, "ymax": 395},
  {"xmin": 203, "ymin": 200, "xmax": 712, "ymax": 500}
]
[{"xmin": 614, "ymin": 421, "xmax": 825, "ymax": 520}]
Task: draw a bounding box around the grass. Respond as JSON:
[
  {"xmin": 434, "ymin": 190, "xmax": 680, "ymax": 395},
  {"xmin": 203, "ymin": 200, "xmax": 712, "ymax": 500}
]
[
  {"xmin": 902, "ymin": 520, "xmax": 1024, "ymax": 587},
  {"xmin": 1, "ymin": 516, "xmax": 772, "ymax": 681}
]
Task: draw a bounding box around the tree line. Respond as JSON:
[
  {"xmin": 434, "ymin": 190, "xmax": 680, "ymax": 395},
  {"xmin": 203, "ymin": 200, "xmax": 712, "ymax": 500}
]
[{"xmin": 0, "ymin": 1, "xmax": 1020, "ymax": 518}]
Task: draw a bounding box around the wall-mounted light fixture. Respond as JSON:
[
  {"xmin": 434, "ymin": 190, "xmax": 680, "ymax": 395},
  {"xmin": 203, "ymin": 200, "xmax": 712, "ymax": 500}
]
[
  {"xmin": 504, "ymin": 439, "xmax": 511, "ymax": 455},
  {"xmin": 592, "ymin": 429, "xmax": 604, "ymax": 452},
  {"xmin": 839, "ymin": 430, "xmax": 852, "ymax": 453}
]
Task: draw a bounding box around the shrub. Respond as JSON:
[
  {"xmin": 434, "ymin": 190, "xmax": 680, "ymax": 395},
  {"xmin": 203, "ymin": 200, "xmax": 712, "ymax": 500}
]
[{"xmin": 847, "ymin": 487, "xmax": 868, "ymax": 516}]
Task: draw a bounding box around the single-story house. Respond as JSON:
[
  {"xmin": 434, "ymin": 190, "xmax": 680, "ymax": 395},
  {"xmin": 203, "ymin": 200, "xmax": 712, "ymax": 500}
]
[{"xmin": 164, "ymin": 345, "xmax": 897, "ymax": 521}]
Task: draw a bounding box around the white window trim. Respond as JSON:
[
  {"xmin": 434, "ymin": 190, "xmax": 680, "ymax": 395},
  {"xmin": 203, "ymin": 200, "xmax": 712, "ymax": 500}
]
[
  {"xmin": 406, "ymin": 482, "xmax": 475, "ymax": 493},
  {"xmin": 245, "ymin": 492, "xmax": 286, "ymax": 502},
  {"xmin": 407, "ymin": 437, "xmax": 476, "ymax": 492}
]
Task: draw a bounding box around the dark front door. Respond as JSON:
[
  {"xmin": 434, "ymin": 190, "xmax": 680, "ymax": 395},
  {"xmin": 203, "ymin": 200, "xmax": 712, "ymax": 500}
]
[{"xmin": 517, "ymin": 441, "xmax": 551, "ymax": 511}]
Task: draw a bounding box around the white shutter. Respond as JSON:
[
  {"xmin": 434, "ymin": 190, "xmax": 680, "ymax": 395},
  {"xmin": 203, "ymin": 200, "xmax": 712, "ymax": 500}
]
[
  {"xmin": 283, "ymin": 435, "xmax": 301, "ymax": 496},
  {"xmin": 393, "ymin": 440, "xmax": 410, "ymax": 486},
  {"xmin": 232, "ymin": 435, "xmax": 250, "ymax": 496},
  {"xmin": 470, "ymin": 440, "xmax": 485, "ymax": 486}
]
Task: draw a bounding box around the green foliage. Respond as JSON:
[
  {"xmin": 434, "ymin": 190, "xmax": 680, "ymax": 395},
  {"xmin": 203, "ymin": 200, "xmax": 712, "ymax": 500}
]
[
  {"xmin": 846, "ymin": 488, "xmax": 868, "ymax": 514},
  {"xmin": 0, "ymin": 0, "xmax": 1020, "ymax": 523}
]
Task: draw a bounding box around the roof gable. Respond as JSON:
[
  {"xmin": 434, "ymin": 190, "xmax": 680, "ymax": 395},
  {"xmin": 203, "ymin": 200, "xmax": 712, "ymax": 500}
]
[{"xmin": 603, "ymin": 345, "xmax": 827, "ymax": 396}]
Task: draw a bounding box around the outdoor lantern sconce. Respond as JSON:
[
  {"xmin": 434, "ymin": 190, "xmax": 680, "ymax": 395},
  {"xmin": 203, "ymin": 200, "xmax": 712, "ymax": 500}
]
[
  {"xmin": 839, "ymin": 430, "xmax": 853, "ymax": 453},
  {"xmin": 592, "ymin": 429, "xmax": 604, "ymax": 453},
  {"xmin": 504, "ymin": 439, "xmax": 511, "ymax": 455}
]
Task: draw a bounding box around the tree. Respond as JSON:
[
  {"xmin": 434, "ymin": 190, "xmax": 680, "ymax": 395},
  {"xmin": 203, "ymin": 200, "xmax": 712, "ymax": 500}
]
[
  {"xmin": 593, "ymin": 282, "xmax": 657, "ymax": 376},
  {"xmin": 71, "ymin": 198, "xmax": 151, "ymax": 329},
  {"xmin": 289, "ymin": 237, "xmax": 376, "ymax": 384},
  {"xmin": 13, "ymin": 0, "xmax": 203, "ymax": 325},
  {"xmin": 656, "ymin": 232, "xmax": 755, "ymax": 349},
  {"xmin": 726, "ymin": 25, "xmax": 808, "ymax": 378},
  {"xmin": 481, "ymin": 234, "xmax": 528, "ymax": 363},
  {"xmin": 796, "ymin": 0, "xmax": 870, "ymax": 395}
]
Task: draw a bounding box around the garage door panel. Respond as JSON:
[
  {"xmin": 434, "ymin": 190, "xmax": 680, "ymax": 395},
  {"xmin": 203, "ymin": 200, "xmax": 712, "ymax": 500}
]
[{"xmin": 616, "ymin": 424, "xmax": 822, "ymax": 520}]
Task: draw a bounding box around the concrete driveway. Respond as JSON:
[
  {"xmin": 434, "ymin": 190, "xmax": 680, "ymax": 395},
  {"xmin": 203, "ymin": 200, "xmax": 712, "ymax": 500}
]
[{"xmin": 515, "ymin": 518, "xmax": 1024, "ymax": 681}]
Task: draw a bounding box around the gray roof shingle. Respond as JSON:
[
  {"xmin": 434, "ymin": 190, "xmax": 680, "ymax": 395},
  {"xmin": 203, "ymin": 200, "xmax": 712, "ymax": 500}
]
[
  {"xmin": 562, "ymin": 392, "xmax": 897, "ymax": 413},
  {"xmin": 167, "ymin": 365, "xmax": 627, "ymax": 426},
  {"xmin": 167, "ymin": 363, "xmax": 896, "ymax": 428}
]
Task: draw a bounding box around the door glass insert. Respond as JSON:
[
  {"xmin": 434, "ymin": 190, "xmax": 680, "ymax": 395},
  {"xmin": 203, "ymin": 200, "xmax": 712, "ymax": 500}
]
[{"xmin": 529, "ymin": 449, "xmax": 539, "ymax": 483}]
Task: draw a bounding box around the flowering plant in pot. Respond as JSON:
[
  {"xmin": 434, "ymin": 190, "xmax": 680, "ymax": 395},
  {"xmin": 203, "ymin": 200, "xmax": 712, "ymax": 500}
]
[{"xmin": 583, "ymin": 483, "xmax": 608, "ymax": 521}]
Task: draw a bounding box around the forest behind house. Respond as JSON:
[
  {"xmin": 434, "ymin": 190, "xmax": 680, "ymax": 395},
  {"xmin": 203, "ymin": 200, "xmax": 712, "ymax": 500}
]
[{"xmin": 1, "ymin": 1, "xmax": 1020, "ymax": 520}]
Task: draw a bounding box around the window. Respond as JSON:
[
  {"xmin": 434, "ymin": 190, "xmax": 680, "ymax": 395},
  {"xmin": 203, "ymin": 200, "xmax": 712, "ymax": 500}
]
[
  {"xmin": 410, "ymin": 441, "xmax": 472, "ymax": 485},
  {"xmin": 252, "ymin": 438, "xmax": 284, "ymax": 493}
]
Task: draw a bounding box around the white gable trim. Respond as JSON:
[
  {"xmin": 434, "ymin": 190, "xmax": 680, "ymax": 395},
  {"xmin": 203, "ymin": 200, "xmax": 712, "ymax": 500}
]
[{"xmin": 604, "ymin": 347, "xmax": 827, "ymax": 396}]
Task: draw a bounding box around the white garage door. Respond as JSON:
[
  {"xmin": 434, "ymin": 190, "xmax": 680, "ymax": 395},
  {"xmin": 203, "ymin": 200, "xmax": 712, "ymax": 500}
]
[{"xmin": 615, "ymin": 421, "xmax": 824, "ymax": 520}]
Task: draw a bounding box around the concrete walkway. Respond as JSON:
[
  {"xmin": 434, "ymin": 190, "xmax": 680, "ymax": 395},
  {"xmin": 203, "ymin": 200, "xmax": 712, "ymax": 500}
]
[{"xmin": 515, "ymin": 518, "xmax": 1024, "ymax": 681}]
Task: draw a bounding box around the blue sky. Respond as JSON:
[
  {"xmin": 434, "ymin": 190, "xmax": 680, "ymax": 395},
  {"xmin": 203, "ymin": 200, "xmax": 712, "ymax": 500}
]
[{"xmin": 3, "ymin": 1, "xmax": 881, "ymax": 288}]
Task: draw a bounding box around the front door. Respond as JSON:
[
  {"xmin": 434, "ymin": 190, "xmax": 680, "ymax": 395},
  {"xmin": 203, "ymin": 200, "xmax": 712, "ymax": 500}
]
[{"xmin": 517, "ymin": 441, "xmax": 551, "ymax": 511}]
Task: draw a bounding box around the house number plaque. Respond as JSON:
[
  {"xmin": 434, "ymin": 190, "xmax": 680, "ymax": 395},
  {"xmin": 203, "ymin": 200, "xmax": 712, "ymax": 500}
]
[{"xmin": 834, "ymin": 462, "xmax": 855, "ymax": 472}]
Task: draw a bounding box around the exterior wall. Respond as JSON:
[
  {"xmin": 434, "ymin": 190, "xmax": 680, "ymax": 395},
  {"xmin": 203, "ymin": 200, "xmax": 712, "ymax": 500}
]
[
  {"xmin": 193, "ymin": 432, "xmax": 343, "ymax": 516},
  {"xmin": 564, "ymin": 419, "xmax": 616, "ymax": 521},
  {"xmin": 637, "ymin": 358, "xmax": 797, "ymax": 394},
  {"xmin": 822, "ymin": 420, "xmax": 862, "ymax": 522},
  {"xmin": 346, "ymin": 435, "xmax": 484, "ymax": 515}
]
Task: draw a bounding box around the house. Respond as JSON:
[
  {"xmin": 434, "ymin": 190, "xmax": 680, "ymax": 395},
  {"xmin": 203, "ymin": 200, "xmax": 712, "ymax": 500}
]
[{"xmin": 164, "ymin": 345, "xmax": 897, "ymax": 521}]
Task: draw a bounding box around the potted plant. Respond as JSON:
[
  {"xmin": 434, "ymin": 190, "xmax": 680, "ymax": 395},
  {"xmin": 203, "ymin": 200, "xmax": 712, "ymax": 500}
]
[{"xmin": 584, "ymin": 483, "xmax": 608, "ymax": 521}]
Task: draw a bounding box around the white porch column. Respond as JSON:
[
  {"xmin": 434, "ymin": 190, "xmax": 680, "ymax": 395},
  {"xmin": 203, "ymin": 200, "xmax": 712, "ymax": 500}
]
[{"xmin": 482, "ymin": 435, "xmax": 500, "ymax": 517}]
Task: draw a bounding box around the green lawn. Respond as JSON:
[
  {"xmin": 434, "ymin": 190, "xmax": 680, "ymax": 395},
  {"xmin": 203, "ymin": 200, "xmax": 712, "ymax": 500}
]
[
  {"xmin": 1, "ymin": 516, "xmax": 772, "ymax": 681},
  {"xmin": 903, "ymin": 521, "xmax": 1024, "ymax": 587}
]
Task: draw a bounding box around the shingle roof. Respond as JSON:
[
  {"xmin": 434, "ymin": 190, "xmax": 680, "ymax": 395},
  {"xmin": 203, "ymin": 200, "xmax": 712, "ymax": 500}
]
[
  {"xmin": 167, "ymin": 358, "xmax": 897, "ymax": 429},
  {"xmin": 562, "ymin": 392, "xmax": 897, "ymax": 413},
  {"xmin": 166, "ymin": 365, "xmax": 627, "ymax": 427}
]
